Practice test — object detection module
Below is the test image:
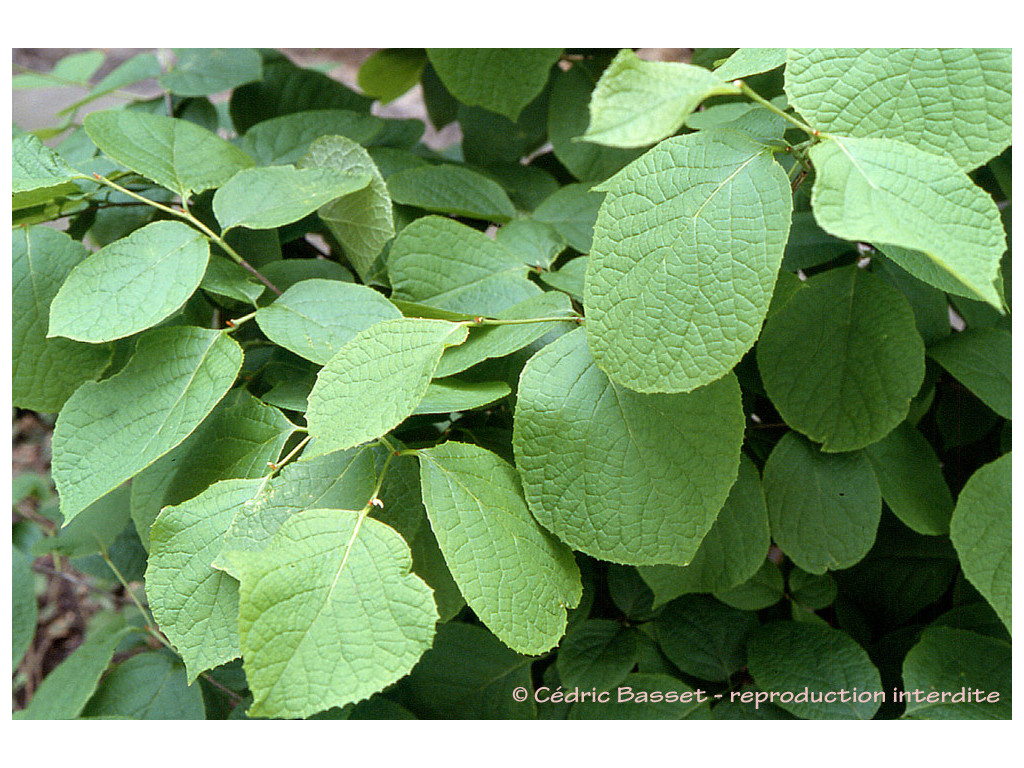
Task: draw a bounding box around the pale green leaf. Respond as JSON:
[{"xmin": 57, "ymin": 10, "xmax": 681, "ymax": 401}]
[
  {"xmin": 513, "ymin": 328, "xmax": 744, "ymax": 566},
  {"xmin": 928, "ymin": 328, "xmax": 1011, "ymax": 419},
  {"xmin": 12, "ymin": 133, "xmax": 80, "ymax": 207},
  {"xmin": 787, "ymin": 48, "xmax": 1011, "ymax": 170},
  {"xmin": 426, "ymin": 49, "xmax": 561, "ymax": 121},
  {"xmin": 762, "ymin": 432, "xmax": 881, "ymax": 574},
  {"xmin": 160, "ymin": 48, "xmax": 262, "ymax": 96},
  {"xmin": 13, "ymin": 50, "xmax": 105, "ymax": 89},
  {"xmin": 538, "ymin": 256, "xmax": 588, "ymax": 300},
  {"xmin": 654, "ymin": 595, "xmax": 759, "ymax": 681},
  {"xmin": 584, "ymin": 49, "xmax": 738, "ymax": 148},
  {"xmin": 864, "ymin": 423, "xmax": 954, "ymax": 536},
  {"xmin": 212, "ymin": 166, "xmax": 370, "ymax": 232},
  {"xmin": 12, "ymin": 547, "xmax": 37, "ymax": 671},
  {"xmin": 412, "ymin": 380, "xmax": 511, "ymax": 415},
  {"xmin": 200, "ymin": 257, "xmax": 264, "ymax": 306},
  {"xmin": 586, "ymin": 128, "xmax": 792, "ymax": 393},
  {"xmin": 417, "ymin": 442, "xmax": 582, "ymax": 654},
  {"xmin": 226, "ymin": 508, "xmax": 437, "ymax": 719},
  {"xmin": 638, "ymin": 453, "xmax": 770, "ymax": 606},
  {"xmin": 239, "ymin": 110, "xmax": 384, "ymax": 166},
  {"xmin": 532, "ymin": 183, "xmax": 604, "ymax": 253},
  {"xmin": 389, "ymin": 216, "xmax": 540, "ymax": 315},
  {"xmin": 387, "ymin": 164, "xmax": 516, "ymax": 222},
  {"xmin": 713, "ymin": 48, "xmax": 788, "ymax": 81},
  {"xmin": 61, "ymin": 53, "xmax": 162, "ymax": 114},
  {"xmin": 950, "ymin": 453, "xmax": 1011, "ymax": 633},
  {"xmin": 809, "ymin": 136, "xmax": 1006, "ymax": 308},
  {"xmin": 84, "ymin": 111, "xmax": 254, "ymax": 197},
  {"xmin": 357, "ymin": 49, "xmax": 427, "ymax": 104},
  {"xmin": 298, "ymin": 135, "xmax": 395, "ymax": 283},
  {"xmin": 52, "ymin": 326, "xmax": 243, "ymax": 522},
  {"xmin": 569, "ymin": 673, "xmax": 712, "ymax": 719},
  {"xmin": 494, "ymin": 219, "xmax": 565, "ymax": 269},
  {"xmin": 83, "ymin": 651, "xmax": 205, "ymax": 719},
  {"xmin": 48, "ymin": 221, "xmax": 209, "ymax": 343},
  {"xmin": 556, "ymin": 620, "xmax": 640, "ymax": 693},
  {"xmin": 757, "ymin": 266, "xmax": 925, "ymax": 452},
  {"xmin": 747, "ymin": 622, "xmax": 882, "ymax": 719},
  {"xmin": 12, "ymin": 226, "xmax": 113, "ymax": 413}
]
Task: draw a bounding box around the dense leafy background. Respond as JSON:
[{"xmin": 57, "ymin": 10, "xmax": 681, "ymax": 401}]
[{"xmin": 12, "ymin": 47, "xmax": 1011, "ymax": 721}]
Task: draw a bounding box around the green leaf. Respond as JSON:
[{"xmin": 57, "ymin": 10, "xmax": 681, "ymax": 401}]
[
  {"xmin": 808, "ymin": 136, "xmax": 1006, "ymax": 309},
  {"xmin": 638, "ymin": 453, "xmax": 770, "ymax": 606},
  {"xmin": 239, "ymin": 110, "xmax": 384, "ymax": 166},
  {"xmin": 757, "ymin": 266, "xmax": 925, "ymax": 452},
  {"xmin": 788, "ymin": 569, "xmax": 837, "ymax": 611},
  {"xmin": 84, "ymin": 111, "xmax": 254, "ymax": 198},
  {"xmin": 787, "ymin": 48, "xmax": 1011, "ymax": 170},
  {"xmin": 387, "ymin": 164, "xmax": 516, "ymax": 222},
  {"xmin": 654, "ymin": 595, "xmax": 759, "ymax": 681},
  {"xmin": 389, "ymin": 216, "xmax": 540, "ymax": 315},
  {"xmin": 409, "ymin": 525, "xmax": 465, "ymax": 622},
  {"xmin": 863, "ymin": 423, "xmax": 954, "ymax": 536},
  {"xmin": 434, "ymin": 292, "xmax": 577, "ymax": 378},
  {"xmin": 306, "ymin": 318, "xmax": 468, "ymax": 455},
  {"xmin": 714, "ymin": 560, "xmax": 784, "ymax": 610},
  {"xmin": 33, "ymin": 484, "xmax": 131, "ymax": 559},
  {"xmin": 48, "ymin": 221, "xmax": 209, "ymax": 343},
  {"xmin": 532, "ymin": 183, "xmax": 604, "ymax": 253},
  {"xmin": 713, "ymin": 48, "xmax": 788, "ymax": 81},
  {"xmin": 398, "ymin": 622, "xmax": 536, "ymax": 719},
  {"xmin": 259, "ymin": 258, "xmax": 353, "ymax": 294},
  {"xmin": 928, "ymin": 328, "xmax": 1011, "ymax": 419},
  {"xmin": 762, "ymin": 432, "xmax": 882, "ymax": 574},
  {"xmin": 902, "ymin": 627, "xmax": 1010, "ymax": 719},
  {"xmin": 12, "ymin": 226, "xmax": 113, "ymax": 412},
  {"xmin": 83, "ymin": 651, "xmax": 205, "ymax": 719},
  {"xmin": 51, "ymin": 327, "xmax": 243, "ymax": 522},
  {"xmin": 583, "ymin": 49, "xmax": 738, "ymax": 148},
  {"xmin": 586, "ymin": 128, "xmax": 792, "ymax": 393},
  {"xmin": 417, "ymin": 442, "xmax": 582, "ymax": 654},
  {"xmin": 950, "ymin": 453, "xmax": 1011, "ymax": 633},
  {"xmin": 494, "ymin": 219, "xmax": 565, "ymax": 269},
  {"xmin": 15, "ymin": 615, "xmax": 131, "ymax": 719},
  {"xmin": 224, "ymin": 508, "xmax": 436, "ymax": 719},
  {"xmin": 61, "ymin": 53, "xmax": 162, "ymax": 115},
  {"xmin": 12, "ymin": 546, "xmax": 37, "ymax": 671},
  {"xmin": 297, "ymin": 135, "xmax": 395, "ymax": 283},
  {"xmin": 513, "ymin": 328, "xmax": 744, "ymax": 566},
  {"xmin": 873, "ymin": 255, "xmax": 952, "ymax": 346},
  {"xmin": 147, "ymin": 479, "xmax": 263, "ymax": 680},
  {"xmin": 412, "ymin": 380, "xmax": 511, "ymax": 415},
  {"xmin": 255, "ymin": 279, "xmax": 401, "ymax": 365},
  {"xmin": 548, "ymin": 62, "xmax": 644, "ymax": 182},
  {"xmin": 200, "ymin": 257, "xmax": 264, "ymax": 306},
  {"xmin": 13, "ymin": 50, "xmax": 105, "ymax": 89},
  {"xmin": 556, "ymin": 620, "xmax": 640, "ymax": 693},
  {"xmin": 568, "ymin": 673, "xmax": 711, "ymax": 720},
  {"xmin": 539, "ymin": 256, "xmax": 588, "ymax": 300},
  {"xmin": 426, "ymin": 48, "xmax": 561, "ymax": 121},
  {"xmin": 212, "ymin": 166, "xmax": 370, "ymax": 232},
  {"xmin": 160, "ymin": 48, "xmax": 262, "ymax": 96},
  {"xmin": 747, "ymin": 622, "xmax": 883, "ymax": 719},
  {"xmin": 357, "ymin": 49, "xmax": 426, "ymax": 103},
  {"xmin": 12, "ymin": 133, "xmax": 80, "ymax": 208},
  {"xmin": 781, "ymin": 210, "xmax": 854, "ymax": 271}
]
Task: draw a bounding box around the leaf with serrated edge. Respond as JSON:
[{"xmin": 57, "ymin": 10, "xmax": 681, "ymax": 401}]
[
  {"xmin": 513, "ymin": 328, "xmax": 744, "ymax": 566},
  {"xmin": 418, "ymin": 442, "xmax": 581, "ymax": 654}
]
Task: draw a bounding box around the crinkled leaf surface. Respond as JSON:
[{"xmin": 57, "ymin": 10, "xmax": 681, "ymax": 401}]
[
  {"xmin": 306, "ymin": 318, "xmax": 468, "ymax": 455},
  {"xmin": 928, "ymin": 328, "xmax": 1011, "ymax": 419},
  {"xmin": 654, "ymin": 595, "xmax": 759, "ymax": 681},
  {"xmin": 82, "ymin": 651, "xmax": 205, "ymax": 719},
  {"xmin": 809, "ymin": 136, "xmax": 1006, "ymax": 308},
  {"xmin": 389, "ymin": 216, "xmax": 540, "ymax": 315},
  {"xmin": 586, "ymin": 128, "xmax": 792, "ymax": 393},
  {"xmin": 950, "ymin": 453, "xmax": 1011, "ymax": 633},
  {"xmin": 638, "ymin": 453, "xmax": 770, "ymax": 606},
  {"xmin": 387, "ymin": 164, "xmax": 515, "ymax": 222},
  {"xmin": 513, "ymin": 328, "xmax": 744, "ymax": 566},
  {"xmin": 787, "ymin": 48, "xmax": 1012, "ymax": 170},
  {"xmin": 212, "ymin": 166, "xmax": 370, "ymax": 231},
  {"xmin": 762, "ymin": 432, "xmax": 881, "ymax": 574},
  {"xmin": 52, "ymin": 327, "xmax": 242, "ymax": 521},
  {"xmin": 556, "ymin": 619, "xmax": 640, "ymax": 694},
  {"xmin": 713, "ymin": 48, "xmax": 787, "ymax": 81},
  {"xmin": 225, "ymin": 508, "xmax": 436, "ymax": 719},
  {"xmin": 48, "ymin": 221, "xmax": 209, "ymax": 343},
  {"xmin": 417, "ymin": 442, "xmax": 581, "ymax": 654},
  {"xmin": 12, "ymin": 226, "xmax": 112, "ymax": 412},
  {"xmin": 12, "ymin": 133, "xmax": 80, "ymax": 207},
  {"xmin": 584, "ymin": 49, "xmax": 738, "ymax": 147},
  {"xmin": 757, "ymin": 266, "xmax": 925, "ymax": 452},
  {"xmin": 426, "ymin": 48, "xmax": 561, "ymax": 121},
  {"xmin": 256, "ymin": 279, "xmax": 401, "ymax": 365},
  {"xmin": 239, "ymin": 110, "xmax": 384, "ymax": 166},
  {"xmin": 84, "ymin": 111, "xmax": 254, "ymax": 198}
]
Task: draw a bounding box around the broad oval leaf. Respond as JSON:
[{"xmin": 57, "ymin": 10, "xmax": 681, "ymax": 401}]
[
  {"xmin": 532, "ymin": 183, "xmax": 604, "ymax": 253},
  {"xmin": 387, "ymin": 164, "xmax": 516, "ymax": 222},
  {"xmin": 762, "ymin": 432, "xmax": 881, "ymax": 575},
  {"xmin": 84, "ymin": 111, "xmax": 254, "ymax": 198},
  {"xmin": 654, "ymin": 595, "xmax": 759, "ymax": 682},
  {"xmin": 757, "ymin": 266, "xmax": 925, "ymax": 452},
  {"xmin": 585, "ymin": 128, "xmax": 792, "ymax": 393},
  {"xmin": 305, "ymin": 318, "xmax": 468, "ymax": 455},
  {"xmin": 808, "ymin": 136, "xmax": 1006, "ymax": 309},
  {"xmin": 513, "ymin": 328, "xmax": 745, "ymax": 566},
  {"xmin": 927, "ymin": 328, "xmax": 1011, "ymax": 419},
  {"xmin": 417, "ymin": 442, "xmax": 581, "ymax": 654},
  {"xmin": 51, "ymin": 327, "xmax": 243, "ymax": 522},
  {"xmin": 239, "ymin": 109, "xmax": 384, "ymax": 166},
  {"xmin": 225, "ymin": 509, "xmax": 437, "ymax": 719},
  {"xmin": 48, "ymin": 221, "xmax": 210, "ymax": 343},
  {"xmin": 950, "ymin": 453, "xmax": 1011, "ymax": 633},
  {"xmin": 556, "ymin": 619, "xmax": 640, "ymax": 693},
  {"xmin": 787, "ymin": 48, "xmax": 1012, "ymax": 170}
]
